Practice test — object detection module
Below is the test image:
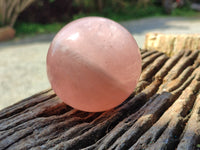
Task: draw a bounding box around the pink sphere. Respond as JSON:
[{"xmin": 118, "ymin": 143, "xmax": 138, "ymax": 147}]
[{"xmin": 47, "ymin": 17, "xmax": 141, "ymax": 112}]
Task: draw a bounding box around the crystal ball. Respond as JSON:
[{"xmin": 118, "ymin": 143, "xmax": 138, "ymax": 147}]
[{"xmin": 47, "ymin": 17, "xmax": 141, "ymax": 112}]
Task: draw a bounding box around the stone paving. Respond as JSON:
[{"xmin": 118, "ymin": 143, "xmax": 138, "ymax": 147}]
[{"xmin": 0, "ymin": 16, "xmax": 200, "ymax": 110}]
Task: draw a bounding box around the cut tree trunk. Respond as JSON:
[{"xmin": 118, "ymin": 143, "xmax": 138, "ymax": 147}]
[
  {"xmin": 0, "ymin": 49, "xmax": 200, "ymax": 150},
  {"xmin": 144, "ymin": 33, "xmax": 200, "ymax": 56}
]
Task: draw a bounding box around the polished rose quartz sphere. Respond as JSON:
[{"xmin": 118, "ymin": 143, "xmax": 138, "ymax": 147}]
[{"xmin": 47, "ymin": 17, "xmax": 141, "ymax": 112}]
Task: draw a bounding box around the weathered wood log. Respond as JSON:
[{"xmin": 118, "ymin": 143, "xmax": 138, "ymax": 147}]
[
  {"xmin": 177, "ymin": 93, "xmax": 200, "ymax": 150},
  {"xmin": 0, "ymin": 50, "xmax": 200, "ymax": 150},
  {"xmin": 131, "ymin": 70, "xmax": 200, "ymax": 150},
  {"xmin": 144, "ymin": 33, "xmax": 200, "ymax": 56},
  {"xmin": 142, "ymin": 52, "xmax": 163, "ymax": 70}
]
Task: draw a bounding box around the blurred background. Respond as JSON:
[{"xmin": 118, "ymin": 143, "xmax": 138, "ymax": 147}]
[{"xmin": 0, "ymin": 0, "xmax": 200, "ymax": 110}]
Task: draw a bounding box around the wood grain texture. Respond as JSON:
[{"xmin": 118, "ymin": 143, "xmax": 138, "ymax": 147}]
[
  {"xmin": 144, "ymin": 33, "xmax": 200, "ymax": 56},
  {"xmin": 0, "ymin": 50, "xmax": 200, "ymax": 150}
]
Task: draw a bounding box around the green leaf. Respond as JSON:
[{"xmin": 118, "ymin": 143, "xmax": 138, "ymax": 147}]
[
  {"xmin": 49, "ymin": 0, "xmax": 55, "ymax": 3},
  {"xmin": 197, "ymin": 144, "xmax": 200, "ymax": 148}
]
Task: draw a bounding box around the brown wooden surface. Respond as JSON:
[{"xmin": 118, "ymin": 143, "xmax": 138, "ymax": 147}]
[
  {"xmin": 144, "ymin": 33, "xmax": 200, "ymax": 56},
  {"xmin": 0, "ymin": 50, "xmax": 200, "ymax": 150}
]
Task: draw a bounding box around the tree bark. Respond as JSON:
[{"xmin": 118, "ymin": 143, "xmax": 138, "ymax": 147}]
[{"xmin": 0, "ymin": 0, "xmax": 36, "ymax": 27}]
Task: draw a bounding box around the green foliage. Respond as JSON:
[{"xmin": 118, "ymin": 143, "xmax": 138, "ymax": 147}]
[
  {"xmin": 48, "ymin": 0, "xmax": 55, "ymax": 3},
  {"xmin": 171, "ymin": 7, "xmax": 198, "ymax": 16},
  {"xmin": 15, "ymin": 5, "xmax": 162, "ymax": 36},
  {"xmin": 14, "ymin": 1, "xmax": 200, "ymax": 36},
  {"xmin": 14, "ymin": 22, "xmax": 66, "ymax": 36},
  {"xmin": 73, "ymin": 5, "xmax": 163, "ymax": 22},
  {"xmin": 0, "ymin": 14, "xmax": 2, "ymax": 26},
  {"xmin": 197, "ymin": 144, "xmax": 200, "ymax": 148}
]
